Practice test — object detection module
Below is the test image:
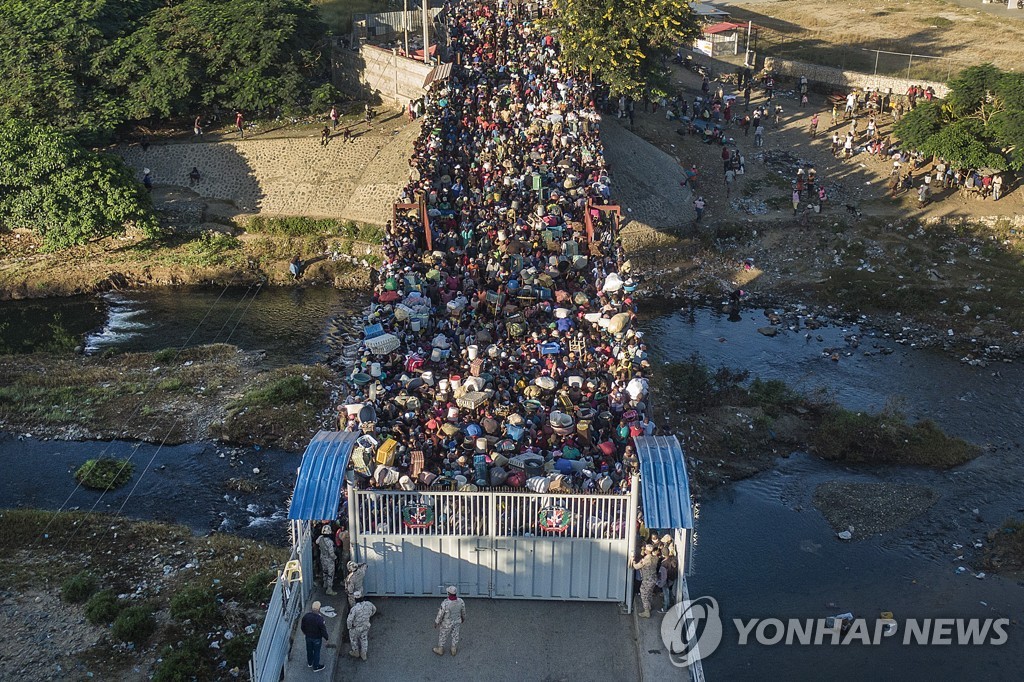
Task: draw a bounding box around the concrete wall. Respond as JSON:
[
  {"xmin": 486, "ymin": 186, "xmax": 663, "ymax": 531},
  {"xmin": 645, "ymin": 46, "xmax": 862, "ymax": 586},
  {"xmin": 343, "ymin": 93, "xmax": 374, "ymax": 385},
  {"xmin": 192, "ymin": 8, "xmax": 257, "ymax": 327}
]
[
  {"xmin": 334, "ymin": 44, "xmax": 433, "ymax": 109},
  {"xmin": 764, "ymin": 56, "xmax": 950, "ymax": 98}
]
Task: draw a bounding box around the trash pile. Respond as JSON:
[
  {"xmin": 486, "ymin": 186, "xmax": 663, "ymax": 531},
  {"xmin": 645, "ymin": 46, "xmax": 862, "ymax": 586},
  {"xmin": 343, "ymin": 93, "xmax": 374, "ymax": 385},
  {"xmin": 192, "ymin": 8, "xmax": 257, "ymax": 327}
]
[{"xmin": 335, "ymin": 2, "xmax": 655, "ymax": 495}]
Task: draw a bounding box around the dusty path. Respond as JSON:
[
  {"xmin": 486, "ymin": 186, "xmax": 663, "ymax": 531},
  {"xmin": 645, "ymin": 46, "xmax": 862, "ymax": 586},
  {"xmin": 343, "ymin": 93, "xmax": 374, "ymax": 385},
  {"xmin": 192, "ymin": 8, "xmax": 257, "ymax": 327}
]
[{"xmin": 117, "ymin": 116, "xmax": 420, "ymax": 226}]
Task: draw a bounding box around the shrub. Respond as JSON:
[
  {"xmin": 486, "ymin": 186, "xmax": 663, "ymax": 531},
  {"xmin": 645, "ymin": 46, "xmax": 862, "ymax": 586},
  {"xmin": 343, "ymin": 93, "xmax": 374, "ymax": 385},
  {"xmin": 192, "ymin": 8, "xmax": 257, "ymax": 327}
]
[
  {"xmin": 222, "ymin": 630, "xmax": 260, "ymax": 669},
  {"xmin": 85, "ymin": 589, "xmax": 125, "ymax": 625},
  {"xmin": 157, "ymin": 377, "xmax": 184, "ymax": 391},
  {"xmin": 153, "ymin": 640, "xmax": 210, "ymax": 682},
  {"xmin": 62, "ymin": 571, "xmax": 97, "ymax": 604},
  {"xmin": 75, "ymin": 458, "xmax": 135, "ymax": 491},
  {"xmin": 241, "ymin": 570, "xmax": 276, "ymax": 604},
  {"xmin": 748, "ymin": 378, "xmax": 801, "ymax": 417},
  {"xmin": 170, "ymin": 585, "xmax": 219, "ymax": 626},
  {"xmin": 112, "ymin": 604, "xmax": 156, "ymax": 643}
]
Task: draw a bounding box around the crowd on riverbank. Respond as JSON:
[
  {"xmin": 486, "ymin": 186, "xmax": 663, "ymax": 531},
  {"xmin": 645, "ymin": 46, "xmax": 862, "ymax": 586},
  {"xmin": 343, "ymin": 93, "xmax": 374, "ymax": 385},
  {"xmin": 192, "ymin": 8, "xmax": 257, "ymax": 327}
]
[{"xmin": 336, "ymin": 0, "xmax": 656, "ymax": 498}]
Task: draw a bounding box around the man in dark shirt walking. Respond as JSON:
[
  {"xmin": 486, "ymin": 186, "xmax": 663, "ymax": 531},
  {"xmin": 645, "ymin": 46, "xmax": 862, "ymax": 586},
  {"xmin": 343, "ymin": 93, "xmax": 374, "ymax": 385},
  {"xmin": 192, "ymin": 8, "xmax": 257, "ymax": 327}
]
[{"xmin": 301, "ymin": 601, "xmax": 330, "ymax": 672}]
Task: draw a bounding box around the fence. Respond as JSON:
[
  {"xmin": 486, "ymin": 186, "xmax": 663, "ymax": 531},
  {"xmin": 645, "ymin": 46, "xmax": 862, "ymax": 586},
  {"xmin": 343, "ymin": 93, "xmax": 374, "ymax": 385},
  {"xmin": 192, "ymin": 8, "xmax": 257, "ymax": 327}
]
[
  {"xmin": 249, "ymin": 522, "xmax": 313, "ymax": 682},
  {"xmin": 752, "ymin": 27, "xmax": 969, "ymax": 83},
  {"xmin": 351, "ymin": 486, "xmax": 638, "ymax": 602}
]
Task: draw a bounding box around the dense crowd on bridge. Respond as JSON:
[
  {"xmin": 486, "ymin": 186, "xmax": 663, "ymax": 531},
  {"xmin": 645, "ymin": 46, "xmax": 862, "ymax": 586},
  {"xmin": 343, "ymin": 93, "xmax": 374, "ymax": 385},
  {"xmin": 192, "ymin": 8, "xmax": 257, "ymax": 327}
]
[{"xmin": 337, "ymin": 0, "xmax": 655, "ymax": 499}]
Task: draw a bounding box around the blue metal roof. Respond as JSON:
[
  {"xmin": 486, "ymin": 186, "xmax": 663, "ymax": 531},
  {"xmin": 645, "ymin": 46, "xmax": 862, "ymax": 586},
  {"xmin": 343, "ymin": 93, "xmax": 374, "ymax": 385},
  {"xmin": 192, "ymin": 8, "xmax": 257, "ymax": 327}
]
[
  {"xmin": 634, "ymin": 435, "xmax": 694, "ymax": 529},
  {"xmin": 288, "ymin": 431, "xmax": 360, "ymax": 521}
]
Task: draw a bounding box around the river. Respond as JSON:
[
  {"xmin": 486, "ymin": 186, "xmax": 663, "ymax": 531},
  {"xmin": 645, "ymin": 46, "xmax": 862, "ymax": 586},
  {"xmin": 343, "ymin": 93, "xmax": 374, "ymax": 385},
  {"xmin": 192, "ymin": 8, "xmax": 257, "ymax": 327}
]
[
  {"xmin": 644, "ymin": 305, "xmax": 1024, "ymax": 678},
  {"xmin": 1, "ymin": 290, "xmax": 1021, "ymax": 676}
]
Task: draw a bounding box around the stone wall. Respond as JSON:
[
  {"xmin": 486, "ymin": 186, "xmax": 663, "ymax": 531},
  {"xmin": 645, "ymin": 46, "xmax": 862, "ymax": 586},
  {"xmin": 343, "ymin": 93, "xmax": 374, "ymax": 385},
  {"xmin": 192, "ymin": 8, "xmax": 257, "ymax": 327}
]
[
  {"xmin": 335, "ymin": 44, "xmax": 433, "ymax": 109},
  {"xmin": 116, "ymin": 121, "xmax": 421, "ymax": 225},
  {"xmin": 764, "ymin": 56, "xmax": 950, "ymax": 97}
]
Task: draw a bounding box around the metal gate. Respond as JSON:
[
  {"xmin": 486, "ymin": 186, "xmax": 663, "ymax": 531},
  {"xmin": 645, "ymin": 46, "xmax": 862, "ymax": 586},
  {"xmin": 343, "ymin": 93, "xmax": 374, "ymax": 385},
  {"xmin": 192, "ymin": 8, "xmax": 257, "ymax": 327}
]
[{"xmin": 350, "ymin": 485, "xmax": 638, "ymax": 602}]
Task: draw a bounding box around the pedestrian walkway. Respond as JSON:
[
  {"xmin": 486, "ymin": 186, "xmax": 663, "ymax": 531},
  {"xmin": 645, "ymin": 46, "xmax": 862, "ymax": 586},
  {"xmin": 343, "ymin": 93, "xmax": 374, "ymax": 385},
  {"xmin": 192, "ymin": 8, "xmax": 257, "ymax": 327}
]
[
  {"xmin": 281, "ymin": 587, "xmax": 347, "ymax": 682},
  {"xmin": 332, "ymin": 598, "xmax": 639, "ymax": 682}
]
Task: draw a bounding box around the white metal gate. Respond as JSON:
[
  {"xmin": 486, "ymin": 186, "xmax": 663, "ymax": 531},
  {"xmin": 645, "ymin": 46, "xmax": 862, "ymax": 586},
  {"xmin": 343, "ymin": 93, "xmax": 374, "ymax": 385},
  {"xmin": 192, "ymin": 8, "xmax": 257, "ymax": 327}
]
[{"xmin": 350, "ymin": 486, "xmax": 638, "ymax": 602}]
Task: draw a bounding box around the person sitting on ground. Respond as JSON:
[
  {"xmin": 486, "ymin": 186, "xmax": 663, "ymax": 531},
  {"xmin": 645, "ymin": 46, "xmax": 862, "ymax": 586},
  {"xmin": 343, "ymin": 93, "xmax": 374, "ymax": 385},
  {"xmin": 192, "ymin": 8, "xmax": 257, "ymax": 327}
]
[{"xmin": 289, "ymin": 256, "xmax": 304, "ymax": 280}]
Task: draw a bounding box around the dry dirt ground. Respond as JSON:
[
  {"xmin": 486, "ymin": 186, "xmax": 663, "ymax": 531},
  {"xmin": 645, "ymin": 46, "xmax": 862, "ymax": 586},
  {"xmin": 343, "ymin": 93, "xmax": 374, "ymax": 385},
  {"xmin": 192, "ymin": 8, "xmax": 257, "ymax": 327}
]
[
  {"xmin": 726, "ymin": 0, "xmax": 1024, "ymax": 75},
  {"xmin": 615, "ymin": 59, "xmax": 1024, "ymax": 357}
]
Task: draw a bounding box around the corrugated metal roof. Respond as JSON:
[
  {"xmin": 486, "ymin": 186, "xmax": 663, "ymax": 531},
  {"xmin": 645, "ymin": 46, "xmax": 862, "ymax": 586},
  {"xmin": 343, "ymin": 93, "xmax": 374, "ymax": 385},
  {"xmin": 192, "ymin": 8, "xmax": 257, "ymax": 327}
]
[
  {"xmin": 287, "ymin": 430, "xmax": 360, "ymax": 521},
  {"xmin": 634, "ymin": 435, "xmax": 693, "ymax": 529},
  {"xmin": 423, "ymin": 61, "xmax": 453, "ymax": 88},
  {"xmin": 704, "ymin": 21, "xmax": 745, "ymax": 35}
]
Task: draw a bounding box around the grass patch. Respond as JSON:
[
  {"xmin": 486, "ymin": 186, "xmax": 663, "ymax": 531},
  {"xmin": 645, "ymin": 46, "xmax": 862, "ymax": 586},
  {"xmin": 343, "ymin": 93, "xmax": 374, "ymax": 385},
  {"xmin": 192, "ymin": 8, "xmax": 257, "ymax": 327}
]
[
  {"xmin": 112, "ymin": 604, "xmax": 156, "ymax": 644},
  {"xmin": 85, "ymin": 589, "xmax": 127, "ymax": 625},
  {"xmin": 984, "ymin": 518, "xmax": 1024, "ymax": 574},
  {"xmin": 62, "ymin": 571, "xmax": 98, "ymax": 603},
  {"xmin": 222, "ymin": 364, "xmax": 333, "ymax": 449},
  {"xmin": 919, "ymin": 16, "xmax": 953, "ymax": 28},
  {"xmin": 243, "ymin": 215, "xmax": 384, "ymax": 243},
  {"xmin": 0, "ymin": 344, "xmax": 247, "ymax": 445},
  {"xmin": 75, "ymin": 458, "xmax": 135, "ymax": 491},
  {"xmin": 153, "ymin": 639, "xmax": 212, "ymax": 682},
  {"xmin": 811, "ymin": 406, "xmax": 979, "ymax": 467},
  {"xmin": 242, "ymin": 569, "xmax": 276, "ymax": 603}
]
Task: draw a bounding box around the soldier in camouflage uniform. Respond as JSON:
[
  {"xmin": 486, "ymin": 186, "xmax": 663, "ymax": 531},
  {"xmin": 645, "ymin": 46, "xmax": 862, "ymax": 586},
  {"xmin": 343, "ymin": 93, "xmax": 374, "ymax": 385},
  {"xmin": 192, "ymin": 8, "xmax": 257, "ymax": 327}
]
[
  {"xmin": 632, "ymin": 544, "xmax": 659, "ymax": 618},
  {"xmin": 346, "ymin": 592, "xmax": 376, "ymax": 661},
  {"xmin": 345, "ymin": 561, "xmax": 367, "ymax": 607},
  {"xmin": 316, "ymin": 525, "xmax": 337, "ymax": 595},
  {"xmin": 432, "ymin": 585, "xmax": 466, "ymax": 656}
]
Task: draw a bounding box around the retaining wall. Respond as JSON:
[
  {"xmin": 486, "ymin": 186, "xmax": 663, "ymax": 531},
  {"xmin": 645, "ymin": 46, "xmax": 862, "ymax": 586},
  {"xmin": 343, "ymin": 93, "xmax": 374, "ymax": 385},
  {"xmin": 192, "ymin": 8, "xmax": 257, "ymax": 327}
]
[
  {"xmin": 334, "ymin": 44, "xmax": 433, "ymax": 109},
  {"xmin": 764, "ymin": 56, "xmax": 950, "ymax": 97}
]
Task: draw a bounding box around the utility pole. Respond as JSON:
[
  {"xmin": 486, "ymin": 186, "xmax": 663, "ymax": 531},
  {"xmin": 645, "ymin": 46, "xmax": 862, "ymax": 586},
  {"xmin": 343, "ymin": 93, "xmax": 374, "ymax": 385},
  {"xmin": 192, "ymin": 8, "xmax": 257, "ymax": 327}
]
[
  {"xmin": 421, "ymin": 0, "xmax": 430, "ymax": 64},
  {"xmin": 404, "ymin": 0, "xmax": 410, "ymax": 58},
  {"xmin": 745, "ymin": 21, "xmax": 753, "ymax": 67}
]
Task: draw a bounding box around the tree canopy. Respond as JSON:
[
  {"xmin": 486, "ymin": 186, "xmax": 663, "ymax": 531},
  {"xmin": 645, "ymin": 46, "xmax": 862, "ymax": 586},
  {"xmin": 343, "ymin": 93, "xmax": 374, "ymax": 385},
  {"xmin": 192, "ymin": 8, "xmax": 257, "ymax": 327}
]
[
  {"xmin": 0, "ymin": 120, "xmax": 159, "ymax": 250},
  {"xmin": 895, "ymin": 64, "xmax": 1024, "ymax": 171},
  {"xmin": 0, "ymin": 0, "xmax": 332, "ymax": 141},
  {"xmin": 545, "ymin": 0, "xmax": 702, "ymax": 98}
]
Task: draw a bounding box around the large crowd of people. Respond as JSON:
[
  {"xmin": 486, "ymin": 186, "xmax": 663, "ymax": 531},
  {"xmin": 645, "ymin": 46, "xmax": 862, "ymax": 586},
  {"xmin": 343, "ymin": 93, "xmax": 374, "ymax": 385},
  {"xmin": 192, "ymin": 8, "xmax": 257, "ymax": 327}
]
[{"xmin": 337, "ymin": 0, "xmax": 655, "ymax": 502}]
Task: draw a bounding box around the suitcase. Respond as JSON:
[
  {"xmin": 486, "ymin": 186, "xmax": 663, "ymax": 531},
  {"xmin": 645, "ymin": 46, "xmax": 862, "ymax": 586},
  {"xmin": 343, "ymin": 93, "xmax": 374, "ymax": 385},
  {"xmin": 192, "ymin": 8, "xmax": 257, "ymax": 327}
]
[
  {"xmin": 410, "ymin": 450, "xmax": 424, "ymax": 478},
  {"xmin": 375, "ymin": 437, "xmax": 399, "ymax": 466}
]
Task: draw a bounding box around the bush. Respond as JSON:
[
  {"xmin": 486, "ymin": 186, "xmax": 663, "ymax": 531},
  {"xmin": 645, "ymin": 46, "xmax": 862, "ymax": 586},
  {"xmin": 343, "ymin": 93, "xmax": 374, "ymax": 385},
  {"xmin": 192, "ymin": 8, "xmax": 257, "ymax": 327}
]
[
  {"xmin": 62, "ymin": 571, "xmax": 98, "ymax": 604},
  {"xmin": 241, "ymin": 570, "xmax": 276, "ymax": 604},
  {"xmin": 748, "ymin": 378, "xmax": 801, "ymax": 417},
  {"xmin": 153, "ymin": 640, "xmax": 210, "ymax": 682},
  {"xmin": 222, "ymin": 630, "xmax": 260, "ymax": 669},
  {"xmin": 85, "ymin": 589, "xmax": 126, "ymax": 625},
  {"xmin": 75, "ymin": 458, "xmax": 135, "ymax": 491},
  {"xmin": 112, "ymin": 604, "xmax": 156, "ymax": 643},
  {"xmin": 170, "ymin": 585, "xmax": 219, "ymax": 626}
]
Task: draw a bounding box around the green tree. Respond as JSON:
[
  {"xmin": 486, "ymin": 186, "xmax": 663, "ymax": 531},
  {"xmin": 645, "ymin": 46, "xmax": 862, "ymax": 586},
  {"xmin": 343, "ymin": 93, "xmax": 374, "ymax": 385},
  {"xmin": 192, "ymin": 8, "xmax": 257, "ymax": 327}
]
[
  {"xmin": 893, "ymin": 101, "xmax": 942, "ymax": 150},
  {"xmin": 545, "ymin": 0, "xmax": 702, "ymax": 97},
  {"xmin": 109, "ymin": 0, "xmax": 330, "ymax": 120},
  {"xmin": 0, "ymin": 120, "xmax": 159, "ymax": 250},
  {"xmin": 894, "ymin": 64, "xmax": 1022, "ymax": 171}
]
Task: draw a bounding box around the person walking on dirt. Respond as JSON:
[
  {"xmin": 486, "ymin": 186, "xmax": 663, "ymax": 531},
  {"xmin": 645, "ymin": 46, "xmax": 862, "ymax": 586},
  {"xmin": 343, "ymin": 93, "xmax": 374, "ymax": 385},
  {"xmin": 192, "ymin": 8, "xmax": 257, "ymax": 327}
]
[
  {"xmin": 831, "ymin": 102, "xmax": 839, "ymax": 126},
  {"xmin": 724, "ymin": 167, "xmax": 735, "ymax": 197},
  {"xmin": 809, "ymin": 113, "xmax": 819, "ymax": 138},
  {"xmin": 188, "ymin": 167, "xmax": 201, "ymax": 187},
  {"xmin": 681, "ymin": 164, "xmax": 698, "ymax": 190},
  {"xmin": 193, "ymin": 115, "xmax": 203, "ymax": 137},
  {"xmin": 321, "ymin": 126, "xmax": 331, "ymax": 147},
  {"xmin": 693, "ymin": 196, "xmax": 706, "ymax": 223},
  {"xmin": 754, "ymin": 123, "xmax": 764, "ymax": 148},
  {"xmin": 235, "ymin": 111, "xmax": 244, "ymax": 138},
  {"xmin": 364, "ymin": 104, "xmax": 373, "ymax": 129},
  {"xmin": 330, "ymin": 105, "xmax": 339, "ymax": 130},
  {"xmin": 792, "ymin": 188, "xmax": 801, "ymax": 215},
  {"xmin": 992, "ymin": 173, "xmax": 1004, "ymax": 201}
]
